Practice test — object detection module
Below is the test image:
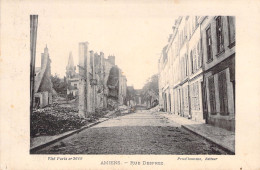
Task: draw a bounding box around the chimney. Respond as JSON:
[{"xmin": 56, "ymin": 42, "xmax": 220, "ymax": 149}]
[
  {"xmin": 100, "ymin": 52, "xmax": 104, "ymax": 64},
  {"xmin": 108, "ymin": 55, "xmax": 115, "ymax": 65},
  {"xmin": 90, "ymin": 50, "xmax": 94, "ymax": 74},
  {"xmin": 44, "ymin": 44, "xmax": 48, "ymax": 53}
]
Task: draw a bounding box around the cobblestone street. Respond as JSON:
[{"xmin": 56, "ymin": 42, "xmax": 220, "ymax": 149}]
[{"xmin": 35, "ymin": 109, "xmax": 228, "ymax": 154}]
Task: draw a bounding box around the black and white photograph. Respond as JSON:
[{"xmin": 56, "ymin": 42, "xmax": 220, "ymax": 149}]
[
  {"xmin": 1, "ymin": 0, "xmax": 260, "ymax": 169},
  {"xmin": 29, "ymin": 14, "xmax": 235, "ymax": 155}
]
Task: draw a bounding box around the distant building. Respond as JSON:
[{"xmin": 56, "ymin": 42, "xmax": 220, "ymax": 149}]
[
  {"xmin": 66, "ymin": 52, "xmax": 79, "ymax": 97},
  {"xmin": 135, "ymin": 89, "xmax": 143, "ymax": 106},
  {"xmin": 34, "ymin": 45, "xmax": 53, "ymax": 108},
  {"xmin": 158, "ymin": 16, "xmax": 235, "ymax": 131}
]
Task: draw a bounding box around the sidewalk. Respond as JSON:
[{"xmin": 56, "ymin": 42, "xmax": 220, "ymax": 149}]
[{"xmin": 159, "ymin": 112, "xmax": 235, "ymax": 154}]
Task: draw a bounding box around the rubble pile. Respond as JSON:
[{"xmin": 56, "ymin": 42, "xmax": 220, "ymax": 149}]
[
  {"xmin": 107, "ymin": 98, "xmax": 118, "ymax": 110},
  {"xmin": 110, "ymin": 105, "xmax": 133, "ymax": 117},
  {"xmin": 31, "ymin": 105, "xmax": 85, "ymax": 138},
  {"xmin": 149, "ymin": 105, "xmax": 159, "ymax": 112},
  {"xmin": 86, "ymin": 108, "xmax": 109, "ymax": 121}
]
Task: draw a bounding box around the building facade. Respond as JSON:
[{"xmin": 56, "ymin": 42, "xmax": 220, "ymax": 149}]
[
  {"xmin": 158, "ymin": 16, "xmax": 235, "ymax": 131},
  {"xmin": 201, "ymin": 16, "xmax": 235, "ymax": 131}
]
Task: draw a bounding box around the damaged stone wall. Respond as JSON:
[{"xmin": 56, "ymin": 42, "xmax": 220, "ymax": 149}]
[
  {"xmin": 33, "ymin": 46, "xmax": 53, "ymax": 108},
  {"xmin": 38, "ymin": 58, "xmax": 52, "ymax": 93},
  {"xmin": 78, "ymin": 42, "xmax": 127, "ymax": 117},
  {"xmin": 118, "ymin": 69, "xmax": 127, "ymax": 105},
  {"xmin": 103, "ymin": 57, "xmax": 114, "ymax": 108},
  {"xmin": 107, "ymin": 66, "xmax": 119, "ymax": 99},
  {"xmin": 94, "ymin": 52, "xmax": 105, "ymax": 109},
  {"xmin": 78, "ymin": 42, "xmax": 88, "ymax": 117},
  {"xmin": 106, "ymin": 66, "xmax": 120, "ymax": 110}
]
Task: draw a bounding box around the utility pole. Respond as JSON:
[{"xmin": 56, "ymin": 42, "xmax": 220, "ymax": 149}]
[{"xmin": 30, "ymin": 15, "xmax": 38, "ymax": 112}]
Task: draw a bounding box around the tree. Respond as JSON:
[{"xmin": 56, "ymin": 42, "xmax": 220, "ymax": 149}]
[
  {"xmin": 126, "ymin": 87, "xmax": 136, "ymax": 103},
  {"xmin": 142, "ymin": 74, "xmax": 159, "ymax": 94},
  {"xmin": 51, "ymin": 74, "xmax": 67, "ymax": 95},
  {"xmin": 141, "ymin": 74, "xmax": 159, "ymax": 107}
]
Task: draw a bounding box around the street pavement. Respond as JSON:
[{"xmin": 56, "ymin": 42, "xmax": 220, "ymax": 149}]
[{"xmin": 35, "ymin": 109, "xmax": 228, "ymax": 154}]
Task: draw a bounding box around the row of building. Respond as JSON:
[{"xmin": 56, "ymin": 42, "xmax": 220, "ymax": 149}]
[
  {"xmin": 158, "ymin": 16, "xmax": 235, "ymax": 131},
  {"xmin": 66, "ymin": 42, "xmax": 127, "ymax": 117}
]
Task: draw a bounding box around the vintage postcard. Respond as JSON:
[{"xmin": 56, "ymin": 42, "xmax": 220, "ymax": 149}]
[{"xmin": 1, "ymin": 0, "xmax": 260, "ymax": 169}]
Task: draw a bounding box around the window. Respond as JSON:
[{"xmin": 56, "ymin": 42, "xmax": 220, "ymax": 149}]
[
  {"xmin": 190, "ymin": 84, "xmax": 194, "ymax": 109},
  {"xmin": 191, "ymin": 83, "xmax": 195, "ymax": 110},
  {"xmin": 228, "ymin": 16, "xmax": 235, "ymax": 46},
  {"xmin": 206, "ymin": 26, "xmax": 213, "ymax": 62},
  {"xmin": 190, "ymin": 82, "xmax": 200, "ymax": 111},
  {"xmin": 195, "ymin": 82, "xmax": 200, "ymax": 110},
  {"xmin": 193, "ymin": 48, "xmax": 197, "ymax": 71},
  {"xmin": 218, "ymin": 71, "xmax": 229, "ymax": 115},
  {"xmin": 194, "ymin": 83, "xmax": 197, "ymax": 110},
  {"xmin": 195, "ymin": 16, "xmax": 198, "ymax": 28},
  {"xmin": 190, "ymin": 51, "xmax": 193, "ymax": 74},
  {"xmin": 168, "ymin": 94, "xmax": 171, "ymax": 112},
  {"xmin": 182, "ymin": 57, "xmax": 185, "ymax": 78},
  {"xmin": 172, "ymin": 92, "xmax": 175, "ymax": 114},
  {"xmin": 208, "ymin": 76, "xmax": 216, "ymax": 114},
  {"xmin": 197, "ymin": 42, "xmax": 201, "ymax": 68},
  {"xmin": 185, "ymin": 54, "xmax": 189, "ymax": 76},
  {"xmin": 216, "ymin": 16, "xmax": 224, "ymax": 53},
  {"xmin": 185, "ymin": 87, "xmax": 189, "ymax": 109}
]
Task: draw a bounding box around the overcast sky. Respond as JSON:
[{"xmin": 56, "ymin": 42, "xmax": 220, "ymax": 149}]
[
  {"xmin": 30, "ymin": 2, "xmax": 176, "ymax": 89},
  {"xmin": 2, "ymin": 1, "xmax": 243, "ymax": 90}
]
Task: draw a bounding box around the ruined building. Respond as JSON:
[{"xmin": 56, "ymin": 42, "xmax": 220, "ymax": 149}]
[
  {"xmin": 66, "ymin": 52, "xmax": 79, "ymax": 97},
  {"xmin": 78, "ymin": 42, "xmax": 127, "ymax": 117},
  {"xmin": 33, "ymin": 45, "xmax": 53, "ymax": 108}
]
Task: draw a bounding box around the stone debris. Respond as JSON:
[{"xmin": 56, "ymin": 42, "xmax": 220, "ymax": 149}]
[
  {"xmin": 107, "ymin": 98, "xmax": 119, "ymax": 110},
  {"xmin": 148, "ymin": 105, "xmax": 159, "ymax": 112},
  {"xmin": 118, "ymin": 105, "xmax": 128, "ymax": 110},
  {"xmin": 31, "ymin": 94, "xmax": 133, "ymax": 138},
  {"xmin": 31, "ymin": 104, "xmax": 86, "ymax": 138}
]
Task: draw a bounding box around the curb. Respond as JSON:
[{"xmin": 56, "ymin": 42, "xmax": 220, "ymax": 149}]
[
  {"xmin": 30, "ymin": 118, "xmax": 109, "ymax": 154},
  {"xmin": 181, "ymin": 125, "xmax": 235, "ymax": 155}
]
